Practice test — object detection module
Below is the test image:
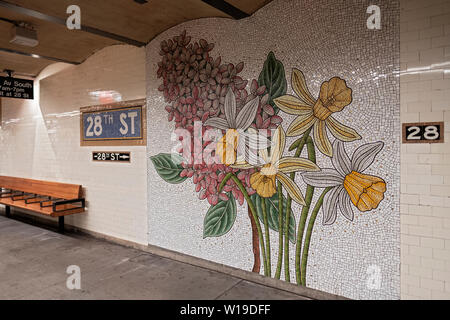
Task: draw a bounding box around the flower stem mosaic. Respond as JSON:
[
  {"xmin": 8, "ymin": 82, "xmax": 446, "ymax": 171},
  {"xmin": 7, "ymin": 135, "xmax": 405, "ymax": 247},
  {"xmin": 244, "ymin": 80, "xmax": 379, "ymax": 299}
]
[{"xmin": 150, "ymin": 31, "xmax": 387, "ymax": 285}]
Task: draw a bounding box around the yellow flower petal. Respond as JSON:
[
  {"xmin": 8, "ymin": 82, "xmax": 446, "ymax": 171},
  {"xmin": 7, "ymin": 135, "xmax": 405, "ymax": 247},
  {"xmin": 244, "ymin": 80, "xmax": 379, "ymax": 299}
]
[
  {"xmin": 250, "ymin": 171, "xmax": 277, "ymax": 198},
  {"xmin": 230, "ymin": 161, "xmax": 256, "ymax": 169},
  {"xmin": 318, "ymin": 77, "xmax": 352, "ymax": 113},
  {"xmin": 273, "ymin": 95, "xmax": 313, "ymax": 115},
  {"xmin": 326, "ymin": 116, "xmax": 361, "ymax": 142},
  {"xmin": 276, "ymin": 157, "xmax": 320, "ymax": 173},
  {"xmin": 270, "ymin": 126, "xmax": 286, "ymax": 164},
  {"xmin": 292, "ymin": 68, "xmax": 316, "ymax": 106},
  {"xmin": 286, "ymin": 112, "xmax": 316, "ymax": 137},
  {"xmin": 216, "ymin": 129, "xmax": 239, "ymax": 165},
  {"xmin": 313, "ymin": 120, "xmax": 332, "ymax": 157},
  {"xmin": 276, "ymin": 172, "xmax": 306, "ymax": 205},
  {"xmin": 343, "ymin": 171, "xmax": 386, "ymax": 212},
  {"xmin": 258, "ymin": 148, "xmax": 269, "ymax": 164}
]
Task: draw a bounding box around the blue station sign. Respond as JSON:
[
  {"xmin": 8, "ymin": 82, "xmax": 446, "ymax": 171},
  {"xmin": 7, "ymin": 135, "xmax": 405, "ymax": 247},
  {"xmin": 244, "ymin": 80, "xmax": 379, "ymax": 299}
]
[{"xmin": 81, "ymin": 105, "xmax": 143, "ymax": 142}]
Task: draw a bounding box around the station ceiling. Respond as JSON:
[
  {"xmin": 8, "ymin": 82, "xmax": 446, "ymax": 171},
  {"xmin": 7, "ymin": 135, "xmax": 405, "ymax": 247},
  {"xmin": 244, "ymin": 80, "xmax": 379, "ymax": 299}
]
[{"xmin": 0, "ymin": 0, "xmax": 271, "ymax": 77}]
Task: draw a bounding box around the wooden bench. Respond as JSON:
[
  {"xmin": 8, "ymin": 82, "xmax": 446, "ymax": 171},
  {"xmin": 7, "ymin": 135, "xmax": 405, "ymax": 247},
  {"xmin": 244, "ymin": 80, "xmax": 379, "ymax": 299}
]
[{"xmin": 0, "ymin": 176, "xmax": 85, "ymax": 232}]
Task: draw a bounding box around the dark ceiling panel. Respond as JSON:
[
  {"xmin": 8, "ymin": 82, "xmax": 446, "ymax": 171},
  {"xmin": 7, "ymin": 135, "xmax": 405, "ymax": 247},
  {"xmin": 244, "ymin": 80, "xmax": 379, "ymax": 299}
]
[
  {"xmin": 0, "ymin": 49, "xmax": 53, "ymax": 76},
  {"xmin": 226, "ymin": 0, "xmax": 272, "ymax": 15},
  {"xmin": 0, "ymin": 7, "xmax": 119, "ymax": 63},
  {"xmin": 0, "ymin": 0, "xmax": 273, "ymax": 76},
  {"xmin": 4, "ymin": 0, "xmax": 232, "ymax": 43}
]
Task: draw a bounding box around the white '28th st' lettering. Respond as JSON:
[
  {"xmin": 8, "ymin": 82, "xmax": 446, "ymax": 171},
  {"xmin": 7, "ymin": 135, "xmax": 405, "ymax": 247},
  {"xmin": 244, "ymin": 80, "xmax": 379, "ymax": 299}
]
[{"xmin": 85, "ymin": 111, "xmax": 138, "ymax": 137}]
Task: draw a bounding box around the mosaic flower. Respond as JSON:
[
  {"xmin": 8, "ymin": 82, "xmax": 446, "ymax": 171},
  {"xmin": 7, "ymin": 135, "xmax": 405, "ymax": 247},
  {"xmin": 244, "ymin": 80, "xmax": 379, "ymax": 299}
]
[
  {"xmin": 274, "ymin": 69, "xmax": 361, "ymax": 157},
  {"xmin": 233, "ymin": 126, "xmax": 320, "ymax": 205},
  {"xmin": 204, "ymin": 88, "xmax": 263, "ymax": 165},
  {"xmin": 301, "ymin": 140, "xmax": 386, "ymax": 225}
]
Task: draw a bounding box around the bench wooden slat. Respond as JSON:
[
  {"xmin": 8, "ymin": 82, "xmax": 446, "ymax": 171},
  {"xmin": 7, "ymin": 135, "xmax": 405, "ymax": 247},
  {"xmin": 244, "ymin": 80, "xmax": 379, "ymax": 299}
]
[
  {"xmin": 0, "ymin": 197, "xmax": 84, "ymax": 217},
  {"xmin": 0, "ymin": 176, "xmax": 81, "ymax": 200}
]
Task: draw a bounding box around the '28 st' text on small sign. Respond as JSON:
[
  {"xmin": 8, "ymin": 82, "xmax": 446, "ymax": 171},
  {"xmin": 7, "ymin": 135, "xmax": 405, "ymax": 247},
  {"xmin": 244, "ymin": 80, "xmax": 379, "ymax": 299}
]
[
  {"xmin": 92, "ymin": 152, "xmax": 131, "ymax": 162},
  {"xmin": 402, "ymin": 122, "xmax": 444, "ymax": 144}
]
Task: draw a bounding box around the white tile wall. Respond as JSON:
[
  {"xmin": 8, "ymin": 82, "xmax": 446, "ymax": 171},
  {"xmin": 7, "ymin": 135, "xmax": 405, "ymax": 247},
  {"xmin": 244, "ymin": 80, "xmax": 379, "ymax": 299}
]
[
  {"xmin": 400, "ymin": 0, "xmax": 450, "ymax": 299},
  {"xmin": 0, "ymin": 45, "xmax": 148, "ymax": 245}
]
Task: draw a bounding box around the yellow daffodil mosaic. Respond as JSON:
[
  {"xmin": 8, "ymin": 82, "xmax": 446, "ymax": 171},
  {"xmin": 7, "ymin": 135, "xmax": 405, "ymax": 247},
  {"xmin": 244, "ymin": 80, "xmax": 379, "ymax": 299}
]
[
  {"xmin": 274, "ymin": 69, "xmax": 361, "ymax": 157},
  {"xmin": 232, "ymin": 126, "xmax": 320, "ymax": 205},
  {"xmin": 302, "ymin": 140, "xmax": 386, "ymax": 224}
]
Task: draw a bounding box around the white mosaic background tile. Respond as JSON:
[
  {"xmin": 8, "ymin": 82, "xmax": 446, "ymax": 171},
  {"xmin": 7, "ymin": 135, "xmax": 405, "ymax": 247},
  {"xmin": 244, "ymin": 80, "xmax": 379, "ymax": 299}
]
[{"xmin": 146, "ymin": 0, "xmax": 400, "ymax": 299}]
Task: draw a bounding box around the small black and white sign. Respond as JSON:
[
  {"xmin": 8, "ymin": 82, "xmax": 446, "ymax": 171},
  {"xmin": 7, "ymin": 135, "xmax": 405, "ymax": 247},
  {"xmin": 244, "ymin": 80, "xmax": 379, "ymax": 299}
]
[
  {"xmin": 92, "ymin": 152, "xmax": 131, "ymax": 162},
  {"xmin": 402, "ymin": 122, "xmax": 444, "ymax": 144},
  {"xmin": 0, "ymin": 76, "xmax": 34, "ymax": 99}
]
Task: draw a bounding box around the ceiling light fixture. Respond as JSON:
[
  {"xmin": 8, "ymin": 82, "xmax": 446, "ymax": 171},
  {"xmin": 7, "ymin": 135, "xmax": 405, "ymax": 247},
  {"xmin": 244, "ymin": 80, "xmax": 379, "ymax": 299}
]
[{"xmin": 10, "ymin": 22, "xmax": 38, "ymax": 47}]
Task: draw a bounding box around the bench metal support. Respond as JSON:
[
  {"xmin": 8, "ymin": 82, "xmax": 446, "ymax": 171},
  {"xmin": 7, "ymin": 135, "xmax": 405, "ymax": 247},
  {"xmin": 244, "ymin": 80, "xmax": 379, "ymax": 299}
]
[
  {"xmin": 0, "ymin": 189, "xmax": 11, "ymax": 195},
  {"xmin": 5, "ymin": 205, "xmax": 10, "ymax": 217},
  {"xmin": 53, "ymin": 198, "xmax": 85, "ymax": 213},
  {"xmin": 22, "ymin": 194, "xmax": 37, "ymax": 201},
  {"xmin": 11, "ymin": 192, "xmax": 26, "ymax": 201},
  {"xmin": 58, "ymin": 216, "xmax": 64, "ymax": 233},
  {"xmin": 1, "ymin": 190, "xmax": 21, "ymax": 199},
  {"xmin": 40, "ymin": 198, "xmax": 62, "ymax": 208},
  {"xmin": 25, "ymin": 196, "xmax": 50, "ymax": 204}
]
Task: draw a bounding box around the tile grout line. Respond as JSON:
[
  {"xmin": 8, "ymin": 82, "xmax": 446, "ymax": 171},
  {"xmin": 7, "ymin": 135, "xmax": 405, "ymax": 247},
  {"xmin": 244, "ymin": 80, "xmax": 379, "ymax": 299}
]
[{"xmin": 213, "ymin": 279, "xmax": 243, "ymax": 300}]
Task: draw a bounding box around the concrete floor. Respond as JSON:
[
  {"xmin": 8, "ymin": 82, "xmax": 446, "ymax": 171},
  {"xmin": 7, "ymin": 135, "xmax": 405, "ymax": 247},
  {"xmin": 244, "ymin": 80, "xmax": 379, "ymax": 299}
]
[{"xmin": 0, "ymin": 215, "xmax": 311, "ymax": 300}]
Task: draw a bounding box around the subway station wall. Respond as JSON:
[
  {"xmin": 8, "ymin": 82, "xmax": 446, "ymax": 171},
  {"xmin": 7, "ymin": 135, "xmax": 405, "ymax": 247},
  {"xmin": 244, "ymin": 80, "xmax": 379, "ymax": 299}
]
[
  {"xmin": 146, "ymin": 0, "xmax": 400, "ymax": 299},
  {"xmin": 400, "ymin": 0, "xmax": 450, "ymax": 299},
  {"xmin": 0, "ymin": 45, "xmax": 148, "ymax": 244}
]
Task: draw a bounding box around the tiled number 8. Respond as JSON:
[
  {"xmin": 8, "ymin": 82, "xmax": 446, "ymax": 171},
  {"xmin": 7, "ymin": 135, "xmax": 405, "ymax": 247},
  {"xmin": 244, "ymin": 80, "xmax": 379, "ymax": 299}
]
[{"xmin": 424, "ymin": 125, "xmax": 439, "ymax": 140}]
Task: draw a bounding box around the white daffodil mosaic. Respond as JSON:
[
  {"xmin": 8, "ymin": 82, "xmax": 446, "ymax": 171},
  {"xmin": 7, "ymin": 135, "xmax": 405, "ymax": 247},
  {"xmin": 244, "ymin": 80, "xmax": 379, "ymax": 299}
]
[{"xmin": 204, "ymin": 88, "xmax": 266, "ymax": 165}]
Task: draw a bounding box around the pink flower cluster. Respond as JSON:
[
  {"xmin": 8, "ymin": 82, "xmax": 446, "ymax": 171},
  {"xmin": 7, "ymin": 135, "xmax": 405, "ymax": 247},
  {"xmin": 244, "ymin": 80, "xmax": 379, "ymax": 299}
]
[
  {"xmin": 248, "ymin": 80, "xmax": 282, "ymax": 131},
  {"xmin": 180, "ymin": 164, "xmax": 256, "ymax": 206},
  {"xmin": 157, "ymin": 31, "xmax": 281, "ymax": 206}
]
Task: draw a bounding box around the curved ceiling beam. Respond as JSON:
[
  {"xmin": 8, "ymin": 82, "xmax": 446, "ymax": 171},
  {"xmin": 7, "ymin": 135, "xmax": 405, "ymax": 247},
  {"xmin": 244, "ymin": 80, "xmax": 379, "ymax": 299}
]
[
  {"xmin": 201, "ymin": 0, "xmax": 249, "ymax": 19},
  {"xmin": 0, "ymin": 47, "xmax": 79, "ymax": 64}
]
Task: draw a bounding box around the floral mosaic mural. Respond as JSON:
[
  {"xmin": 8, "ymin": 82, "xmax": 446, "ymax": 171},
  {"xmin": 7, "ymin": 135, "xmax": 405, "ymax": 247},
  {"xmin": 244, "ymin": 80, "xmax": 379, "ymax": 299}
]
[{"xmin": 150, "ymin": 31, "xmax": 388, "ymax": 286}]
